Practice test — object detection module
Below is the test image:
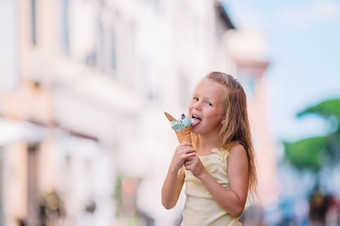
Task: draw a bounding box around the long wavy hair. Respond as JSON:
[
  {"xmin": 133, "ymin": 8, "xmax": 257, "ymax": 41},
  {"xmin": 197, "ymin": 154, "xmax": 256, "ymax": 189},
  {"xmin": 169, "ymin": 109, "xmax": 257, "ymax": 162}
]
[{"xmin": 192, "ymin": 71, "xmax": 257, "ymax": 192}]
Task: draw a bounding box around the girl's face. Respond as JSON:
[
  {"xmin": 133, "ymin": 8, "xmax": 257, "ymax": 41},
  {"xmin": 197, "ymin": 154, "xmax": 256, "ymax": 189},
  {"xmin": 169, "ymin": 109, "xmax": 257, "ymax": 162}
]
[{"xmin": 189, "ymin": 78, "xmax": 226, "ymax": 136}]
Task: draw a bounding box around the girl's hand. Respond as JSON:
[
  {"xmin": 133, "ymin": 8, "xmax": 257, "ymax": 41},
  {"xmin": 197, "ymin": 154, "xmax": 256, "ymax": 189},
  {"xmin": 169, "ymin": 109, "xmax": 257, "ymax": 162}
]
[
  {"xmin": 184, "ymin": 154, "xmax": 206, "ymax": 178},
  {"xmin": 170, "ymin": 142, "xmax": 196, "ymax": 172}
]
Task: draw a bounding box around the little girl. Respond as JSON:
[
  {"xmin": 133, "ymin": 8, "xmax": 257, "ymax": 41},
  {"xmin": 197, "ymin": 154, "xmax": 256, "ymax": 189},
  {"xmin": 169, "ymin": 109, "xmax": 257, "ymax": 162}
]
[{"xmin": 162, "ymin": 72, "xmax": 257, "ymax": 226}]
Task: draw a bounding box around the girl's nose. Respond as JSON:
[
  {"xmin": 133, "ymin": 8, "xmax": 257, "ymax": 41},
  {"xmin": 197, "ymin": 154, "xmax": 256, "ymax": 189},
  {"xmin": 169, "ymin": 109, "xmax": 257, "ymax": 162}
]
[{"xmin": 193, "ymin": 100, "xmax": 202, "ymax": 110}]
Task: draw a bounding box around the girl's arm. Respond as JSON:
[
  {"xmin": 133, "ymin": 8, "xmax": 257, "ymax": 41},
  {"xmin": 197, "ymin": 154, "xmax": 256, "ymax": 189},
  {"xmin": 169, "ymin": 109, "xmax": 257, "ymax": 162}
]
[
  {"xmin": 161, "ymin": 142, "xmax": 196, "ymax": 209},
  {"xmin": 161, "ymin": 166, "xmax": 185, "ymax": 209},
  {"xmin": 185, "ymin": 143, "xmax": 249, "ymax": 218}
]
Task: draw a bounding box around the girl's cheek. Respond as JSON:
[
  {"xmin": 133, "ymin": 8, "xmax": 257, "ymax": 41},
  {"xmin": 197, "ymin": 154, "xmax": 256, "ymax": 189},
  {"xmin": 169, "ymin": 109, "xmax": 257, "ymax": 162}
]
[{"xmin": 188, "ymin": 103, "xmax": 194, "ymax": 111}]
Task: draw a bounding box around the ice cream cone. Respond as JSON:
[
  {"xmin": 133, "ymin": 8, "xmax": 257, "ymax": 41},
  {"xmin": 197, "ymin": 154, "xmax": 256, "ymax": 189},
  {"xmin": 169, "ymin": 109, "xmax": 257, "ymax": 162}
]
[
  {"xmin": 164, "ymin": 112, "xmax": 192, "ymax": 144},
  {"xmin": 175, "ymin": 126, "xmax": 192, "ymax": 144},
  {"xmin": 164, "ymin": 112, "xmax": 176, "ymax": 122}
]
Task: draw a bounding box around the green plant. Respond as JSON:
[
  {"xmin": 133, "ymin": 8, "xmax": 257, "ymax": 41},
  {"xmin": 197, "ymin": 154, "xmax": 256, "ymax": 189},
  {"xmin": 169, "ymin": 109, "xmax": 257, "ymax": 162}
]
[{"xmin": 283, "ymin": 98, "xmax": 340, "ymax": 171}]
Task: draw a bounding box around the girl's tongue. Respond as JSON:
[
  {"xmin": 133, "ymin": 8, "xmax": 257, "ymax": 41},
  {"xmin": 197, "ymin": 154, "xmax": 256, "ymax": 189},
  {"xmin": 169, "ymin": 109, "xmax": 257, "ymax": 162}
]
[{"xmin": 191, "ymin": 118, "xmax": 201, "ymax": 126}]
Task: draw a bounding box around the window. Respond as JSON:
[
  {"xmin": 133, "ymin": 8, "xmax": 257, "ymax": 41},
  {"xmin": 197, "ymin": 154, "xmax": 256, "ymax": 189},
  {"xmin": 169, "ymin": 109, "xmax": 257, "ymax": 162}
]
[
  {"xmin": 0, "ymin": 0, "xmax": 18, "ymax": 90},
  {"xmin": 97, "ymin": 20, "xmax": 105, "ymax": 70},
  {"xmin": 62, "ymin": 0, "xmax": 70, "ymax": 53},
  {"xmin": 110, "ymin": 30, "xmax": 116, "ymax": 71},
  {"xmin": 96, "ymin": 19, "xmax": 117, "ymax": 73},
  {"xmin": 27, "ymin": 143, "xmax": 40, "ymax": 224},
  {"xmin": 31, "ymin": 0, "xmax": 37, "ymax": 45}
]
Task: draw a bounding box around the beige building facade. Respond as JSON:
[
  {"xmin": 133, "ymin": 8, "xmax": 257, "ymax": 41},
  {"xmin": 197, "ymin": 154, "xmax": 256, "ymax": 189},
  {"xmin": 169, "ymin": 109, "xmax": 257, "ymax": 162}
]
[{"xmin": 0, "ymin": 0, "xmax": 277, "ymax": 225}]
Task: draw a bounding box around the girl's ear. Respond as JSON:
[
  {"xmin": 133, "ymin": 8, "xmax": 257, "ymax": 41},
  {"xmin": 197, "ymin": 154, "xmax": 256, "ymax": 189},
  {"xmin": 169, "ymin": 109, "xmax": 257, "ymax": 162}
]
[{"xmin": 221, "ymin": 115, "xmax": 226, "ymax": 125}]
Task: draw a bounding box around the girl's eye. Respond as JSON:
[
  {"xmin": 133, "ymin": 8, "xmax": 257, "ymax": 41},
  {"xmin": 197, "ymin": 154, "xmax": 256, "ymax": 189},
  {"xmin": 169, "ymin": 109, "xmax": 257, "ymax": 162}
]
[
  {"xmin": 193, "ymin": 97, "xmax": 199, "ymax": 101},
  {"xmin": 204, "ymin": 101, "xmax": 213, "ymax": 106}
]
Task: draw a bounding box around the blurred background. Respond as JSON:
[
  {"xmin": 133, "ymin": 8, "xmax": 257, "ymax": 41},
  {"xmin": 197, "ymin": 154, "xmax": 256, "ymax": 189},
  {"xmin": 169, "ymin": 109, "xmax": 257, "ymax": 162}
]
[{"xmin": 0, "ymin": 0, "xmax": 339, "ymax": 225}]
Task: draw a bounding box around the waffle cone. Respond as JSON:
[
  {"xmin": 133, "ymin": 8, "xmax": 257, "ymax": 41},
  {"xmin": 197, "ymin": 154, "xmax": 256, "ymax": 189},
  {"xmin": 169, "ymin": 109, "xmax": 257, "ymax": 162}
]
[{"xmin": 175, "ymin": 126, "xmax": 192, "ymax": 144}]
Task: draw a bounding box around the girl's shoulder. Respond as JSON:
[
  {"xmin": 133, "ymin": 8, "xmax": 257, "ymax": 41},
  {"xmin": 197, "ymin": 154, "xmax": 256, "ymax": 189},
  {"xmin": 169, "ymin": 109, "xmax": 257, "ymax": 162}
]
[
  {"xmin": 229, "ymin": 142, "xmax": 245, "ymax": 152},
  {"xmin": 213, "ymin": 142, "xmax": 244, "ymax": 159},
  {"xmin": 223, "ymin": 142, "xmax": 247, "ymax": 159},
  {"xmin": 222, "ymin": 141, "xmax": 245, "ymax": 152}
]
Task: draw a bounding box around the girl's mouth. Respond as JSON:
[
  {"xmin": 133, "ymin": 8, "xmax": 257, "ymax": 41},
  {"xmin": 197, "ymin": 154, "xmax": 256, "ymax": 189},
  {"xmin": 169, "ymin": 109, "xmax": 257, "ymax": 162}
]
[{"xmin": 191, "ymin": 114, "xmax": 201, "ymax": 126}]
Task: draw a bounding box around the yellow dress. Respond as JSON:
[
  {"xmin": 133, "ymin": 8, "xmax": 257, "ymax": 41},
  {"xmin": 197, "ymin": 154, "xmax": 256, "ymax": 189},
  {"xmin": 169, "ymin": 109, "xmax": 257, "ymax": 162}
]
[{"xmin": 181, "ymin": 148, "xmax": 241, "ymax": 226}]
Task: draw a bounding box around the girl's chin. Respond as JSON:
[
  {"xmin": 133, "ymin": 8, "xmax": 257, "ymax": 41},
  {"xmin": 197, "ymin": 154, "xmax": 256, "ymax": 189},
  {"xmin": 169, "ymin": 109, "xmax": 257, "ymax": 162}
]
[{"xmin": 191, "ymin": 125, "xmax": 200, "ymax": 133}]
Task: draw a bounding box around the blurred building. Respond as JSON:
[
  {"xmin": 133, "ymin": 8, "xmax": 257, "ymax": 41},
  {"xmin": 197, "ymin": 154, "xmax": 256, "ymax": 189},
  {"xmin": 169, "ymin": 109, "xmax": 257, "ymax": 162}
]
[{"xmin": 0, "ymin": 0, "xmax": 276, "ymax": 226}]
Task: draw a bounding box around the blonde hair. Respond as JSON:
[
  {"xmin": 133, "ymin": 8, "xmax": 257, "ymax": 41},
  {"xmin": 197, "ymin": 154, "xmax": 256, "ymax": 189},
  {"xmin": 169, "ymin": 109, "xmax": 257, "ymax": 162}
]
[{"xmin": 192, "ymin": 71, "xmax": 257, "ymax": 192}]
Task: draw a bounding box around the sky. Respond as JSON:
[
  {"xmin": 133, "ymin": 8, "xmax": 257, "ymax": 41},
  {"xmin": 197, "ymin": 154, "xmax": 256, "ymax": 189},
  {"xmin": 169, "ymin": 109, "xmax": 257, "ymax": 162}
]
[{"xmin": 224, "ymin": 0, "xmax": 340, "ymax": 142}]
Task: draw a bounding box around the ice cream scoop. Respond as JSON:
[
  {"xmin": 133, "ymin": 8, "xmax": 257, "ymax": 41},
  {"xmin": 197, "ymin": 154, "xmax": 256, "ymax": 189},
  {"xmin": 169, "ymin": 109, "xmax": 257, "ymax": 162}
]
[{"xmin": 171, "ymin": 114, "xmax": 194, "ymax": 131}]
